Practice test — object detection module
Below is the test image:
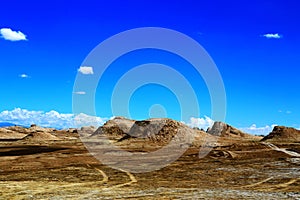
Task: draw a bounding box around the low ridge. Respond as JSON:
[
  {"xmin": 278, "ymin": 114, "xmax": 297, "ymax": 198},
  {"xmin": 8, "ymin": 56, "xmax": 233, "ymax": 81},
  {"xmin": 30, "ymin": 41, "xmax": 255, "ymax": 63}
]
[{"xmin": 22, "ymin": 132, "xmax": 60, "ymax": 141}]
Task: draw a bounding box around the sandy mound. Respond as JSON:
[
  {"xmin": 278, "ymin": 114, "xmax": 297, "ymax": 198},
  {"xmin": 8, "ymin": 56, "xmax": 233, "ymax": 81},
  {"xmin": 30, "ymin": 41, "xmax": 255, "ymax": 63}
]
[
  {"xmin": 5, "ymin": 126, "xmax": 31, "ymax": 134},
  {"xmin": 0, "ymin": 125, "xmax": 79, "ymax": 141},
  {"xmin": 261, "ymin": 126, "xmax": 300, "ymax": 142},
  {"xmin": 0, "ymin": 125, "xmax": 60, "ymax": 141},
  {"xmin": 0, "ymin": 127, "xmax": 27, "ymax": 139},
  {"xmin": 22, "ymin": 132, "xmax": 60, "ymax": 141}
]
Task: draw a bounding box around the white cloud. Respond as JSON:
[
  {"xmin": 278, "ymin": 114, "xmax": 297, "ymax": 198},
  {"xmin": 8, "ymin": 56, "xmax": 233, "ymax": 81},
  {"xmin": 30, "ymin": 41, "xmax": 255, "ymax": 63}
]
[
  {"xmin": 73, "ymin": 91, "xmax": 86, "ymax": 95},
  {"xmin": 239, "ymin": 124, "xmax": 277, "ymax": 136},
  {"xmin": 0, "ymin": 108, "xmax": 107, "ymax": 129},
  {"xmin": 262, "ymin": 33, "xmax": 282, "ymax": 39},
  {"xmin": 78, "ymin": 66, "xmax": 94, "ymax": 75},
  {"xmin": 0, "ymin": 28, "xmax": 27, "ymax": 41},
  {"xmin": 74, "ymin": 113, "xmax": 106, "ymax": 127},
  {"xmin": 186, "ymin": 116, "xmax": 214, "ymax": 131},
  {"xmin": 279, "ymin": 110, "xmax": 292, "ymax": 114},
  {"xmin": 19, "ymin": 74, "xmax": 29, "ymax": 78}
]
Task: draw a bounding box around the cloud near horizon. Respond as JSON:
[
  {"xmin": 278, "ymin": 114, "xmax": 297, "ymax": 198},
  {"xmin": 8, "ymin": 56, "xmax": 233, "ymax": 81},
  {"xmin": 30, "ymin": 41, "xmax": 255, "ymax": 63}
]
[
  {"xmin": 0, "ymin": 28, "xmax": 27, "ymax": 41},
  {"xmin": 0, "ymin": 108, "xmax": 297, "ymax": 135},
  {"xmin": 0, "ymin": 108, "xmax": 107, "ymax": 129},
  {"xmin": 0, "ymin": 109, "xmax": 216, "ymax": 132},
  {"xmin": 78, "ymin": 66, "xmax": 94, "ymax": 75},
  {"xmin": 186, "ymin": 116, "xmax": 214, "ymax": 131},
  {"xmin": 239, "ymin": 124, "xmax": 277, "ymax": 135}
]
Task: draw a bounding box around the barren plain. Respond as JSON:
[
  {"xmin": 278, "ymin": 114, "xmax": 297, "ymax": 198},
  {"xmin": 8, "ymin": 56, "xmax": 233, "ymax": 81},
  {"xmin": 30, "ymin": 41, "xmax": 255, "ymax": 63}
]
[{"xmin": 0, "ymin": 119, "xmax": 300, "ymax": 199}]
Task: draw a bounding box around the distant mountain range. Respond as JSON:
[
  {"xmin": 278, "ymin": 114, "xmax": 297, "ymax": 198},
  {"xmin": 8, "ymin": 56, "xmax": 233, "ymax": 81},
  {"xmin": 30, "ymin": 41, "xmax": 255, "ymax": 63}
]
[{"xmin": 0, "ymin": 122, "xmax": 16, "ymax": 127}]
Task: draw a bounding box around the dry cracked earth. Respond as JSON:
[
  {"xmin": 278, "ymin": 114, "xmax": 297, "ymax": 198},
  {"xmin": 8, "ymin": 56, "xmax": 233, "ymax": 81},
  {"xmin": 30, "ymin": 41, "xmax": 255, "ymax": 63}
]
[{"xmin": 0, "ymin": 118, "xmax": 300, "ymax": 199}]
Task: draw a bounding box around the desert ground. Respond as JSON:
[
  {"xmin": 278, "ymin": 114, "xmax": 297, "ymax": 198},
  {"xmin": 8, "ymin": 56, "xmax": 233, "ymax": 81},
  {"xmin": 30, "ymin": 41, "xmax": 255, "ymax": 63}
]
[{"xmin": 0, "ymin": 118, "xmax": 300, "ymax": 199}]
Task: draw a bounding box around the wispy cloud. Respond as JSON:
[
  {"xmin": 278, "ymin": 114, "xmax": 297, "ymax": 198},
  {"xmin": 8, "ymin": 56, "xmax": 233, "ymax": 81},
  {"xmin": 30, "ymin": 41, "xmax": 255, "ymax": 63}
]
[
  {"xmin": 0, "ymin": 108, "xmax": 107, "ymax": 129},
  {"xmin": 78, "ymin": 66, "xmax": 94, "ymax": 75},
  {"xmin": 73, "ymin": 91, "xmax": 86, "ymax": 95},
  {"xmin": 278, "ymin": 110, "xmax": 292, "ymax": 114},
  {"xmin": 0, "ymin": 28, "xmax": 27, "ymax": 41},
  {"xmin": 262, "ymin": 33, "xmax": 282, "ymax": 39},
  {"xmin": 19, "ymin": 74, "xmax": 29, "ymax": 78}
]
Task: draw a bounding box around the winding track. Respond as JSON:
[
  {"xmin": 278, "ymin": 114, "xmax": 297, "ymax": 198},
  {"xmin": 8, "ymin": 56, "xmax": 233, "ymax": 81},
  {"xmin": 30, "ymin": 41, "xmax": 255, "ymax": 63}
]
[
  {"xmin": 236, "ymin": 142, "xmax": 300, "ymax": 191},
  {"xmin": 106, "ymin": 169, "xmax": 137, "ymax": 189},
  {"xmin": 0, "ymin": 164, "xmax": 138, "ymax": 199},
  {"xmin": 240, "ymin": 177, "xmax": 274, "ymax": 188}
]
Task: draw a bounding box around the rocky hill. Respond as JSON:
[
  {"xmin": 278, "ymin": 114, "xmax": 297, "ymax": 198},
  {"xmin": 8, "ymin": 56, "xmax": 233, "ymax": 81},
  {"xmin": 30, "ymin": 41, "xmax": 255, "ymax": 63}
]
[
  {"xmin": 207, "ymin": 121, "xmax": 260, "ymax": 139},
  {"xmin": 261, "ymin": 126, "xmax": 300, "ymax": 142},
  {"xmin": 91, "ymin": 116, "xmax": 135, "ymax": 140},
  {"xmin": 91, "ymin": 117, "xmax": 213, "ymax": 147}
]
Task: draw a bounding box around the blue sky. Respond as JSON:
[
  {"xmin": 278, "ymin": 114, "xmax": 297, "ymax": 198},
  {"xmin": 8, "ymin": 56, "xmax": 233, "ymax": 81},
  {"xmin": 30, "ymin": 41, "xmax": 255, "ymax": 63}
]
[{"xmin": 0, "ymin": 0, "xmax": 299, "ymax": 132}]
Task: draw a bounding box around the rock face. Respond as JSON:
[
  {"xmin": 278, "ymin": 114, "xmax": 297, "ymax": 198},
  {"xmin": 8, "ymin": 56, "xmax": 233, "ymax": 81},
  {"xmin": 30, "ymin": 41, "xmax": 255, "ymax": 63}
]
[
  {"xmin": 207, "ymin": 121, "xmax": 253, "ymax": 138},
  {"xmin": 261, "ymin": 126, "xmax": 300, "ymax": 142},
  {"xmin": 127, "ymin": 118, "xmax": 186, "ymax": 143},
  {"xmin": 207, "ymin": 122, "xmax": 226, "ymax": 136}
]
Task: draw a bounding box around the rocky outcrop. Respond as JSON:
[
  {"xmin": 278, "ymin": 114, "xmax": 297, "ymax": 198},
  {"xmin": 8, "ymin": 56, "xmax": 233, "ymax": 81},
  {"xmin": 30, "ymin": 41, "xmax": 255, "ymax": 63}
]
[
  {"xmin": 207, "ymin": 121, "xmax": 255, "ymax": 138},
  {"xmin": 261, "ymin": 126, "xmax": 300, "ymax": 142},
  {"xmin": 91, "ymin": 117, "xmax": 135, "ymax": 140},
  {"xmin": 28, "ymin": 125, "xmax": 56, "ymax": 133},
  {"xmin": 126, "ymin": 118, "xmax": 186, "ymax": 143},
  {"xmin": 79, "ymin": 126, "xmax": 97, "ymax": 136},
  {"xmin": 66, "ymin": 128, "xmax": 78, "ymax": 134},
  {"xmin": 207, "ymin": 122, "xmax": 226, "ymax": 136}
]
